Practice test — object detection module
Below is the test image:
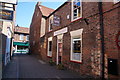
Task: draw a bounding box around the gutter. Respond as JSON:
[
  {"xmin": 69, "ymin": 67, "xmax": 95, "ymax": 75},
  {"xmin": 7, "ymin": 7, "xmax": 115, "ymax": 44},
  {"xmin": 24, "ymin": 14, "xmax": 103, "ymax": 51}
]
[
  {"xmin": 98, "ymin": 1, "xmax": 105, "ymax": 80},
  {"xmin": 42, "ymin": 15, "xmax": 47, "ymax": 19}
]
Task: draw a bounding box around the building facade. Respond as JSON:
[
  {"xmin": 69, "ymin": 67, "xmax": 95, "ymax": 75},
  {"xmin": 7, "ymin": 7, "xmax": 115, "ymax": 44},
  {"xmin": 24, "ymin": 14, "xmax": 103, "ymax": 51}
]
[
  {"xmin": 13, "ymin": 26, "xmax": 29, "ymax": 54},
  {"xmin": 29, "ymin": 2, "xmax": 54, "ymax": 55},
  {"xmin": 0, "ymin": 1, "xmax": 17, "ymax": 79},
  {"xmin": 30, "ymin": 1, "xmax": 120, "ymax": 79},
  {"xmin": 0, "ymin": 3, "xmax": 16, "ymax": 66}
]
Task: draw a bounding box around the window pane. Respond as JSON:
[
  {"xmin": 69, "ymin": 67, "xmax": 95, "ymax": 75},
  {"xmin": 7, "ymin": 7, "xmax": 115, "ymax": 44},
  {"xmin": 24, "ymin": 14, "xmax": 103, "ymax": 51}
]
[
  {"xmin": 78, "ymin": 7, "xmax": 81, "ymax": 17},
  {"xmin": 73, "ymin": 0, "xmax": 81, "ymax": 20},
  {"xmin": 73, "ymin": 39, "xmax": 81, "ymax": 53},
  {"xmin": 74, "ymin": 9, "xmax": 77, "ymax": 13},
  {"xmin": 76, "ymin": 2, "xmax": 80, "ymax": 6},
  {"xmin": 50, "ymin": 19, "xmax": 53, "ymax": 30},
  {"xmin": 27, "ymin": 35, "xmax": 29, "ymax": 40},
  {"xmin": 20, "ymin": 34, "xmax": 23, "ymax": 40},
  {"xmin": 73, "ymin": 0, "xmax": 81, "ymax": 6},
  {"xmin": 49, "ymin": 17, "xmax": 53, "ymax": 31},
  {"xmin": 72, "ymin": 53, "xmax": 80, "ymax": 61},
  {"xmin": 72, "ymin": 37, "xmax": 81, "ymax": 61},
  {"xmin": 73, "ymin": 9, "xmax": 77, "ymax": 19},
  {"xmin": 49, "ymin": 41, "xmax": 52, "ymax": 51},
  {"xmin": 73, "ymin": 4, "xmax": 79, "ymax": 9}
]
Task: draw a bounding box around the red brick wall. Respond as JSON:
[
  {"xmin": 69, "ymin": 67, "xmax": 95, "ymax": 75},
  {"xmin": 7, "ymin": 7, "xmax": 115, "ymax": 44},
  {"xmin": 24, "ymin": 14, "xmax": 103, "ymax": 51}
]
[
  {"xmin": 103, "ymin": 2, "xmax": 120, "ymax": 78},
  {"xmin": 30, "ymin": 1, "xmax": 120, "ymax": 78},
  {"xmin": 45, "ymin": 2, "xmax": 119, "ymax": 78},
  {"xmin": 14, "ymin": 27, "xmax": 29, "ymax": 34},
  {"xmin": 103, "ymin": 3, "xmax": 119, "ymax": 59},
  {"xmin": 29, "ymin": 3, "xmax": 42, "ymax": 56},
  {"xmin": 45, "ymin": 2, "xmax": 101, "ymax": 77}
]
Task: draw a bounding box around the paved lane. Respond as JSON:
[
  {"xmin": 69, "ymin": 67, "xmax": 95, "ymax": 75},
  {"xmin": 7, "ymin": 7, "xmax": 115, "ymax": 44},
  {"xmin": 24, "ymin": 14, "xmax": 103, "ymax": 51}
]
[{"xmin": 3, "ymin": 54, "xmax": 82, "ymax": 79}]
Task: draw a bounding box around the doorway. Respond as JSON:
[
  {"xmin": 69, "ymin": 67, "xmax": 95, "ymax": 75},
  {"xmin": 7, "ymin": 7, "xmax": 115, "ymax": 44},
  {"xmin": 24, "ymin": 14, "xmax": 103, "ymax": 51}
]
[{"xmin": 57, "ymin": 39, "xmax": 63, "ymax": 65}]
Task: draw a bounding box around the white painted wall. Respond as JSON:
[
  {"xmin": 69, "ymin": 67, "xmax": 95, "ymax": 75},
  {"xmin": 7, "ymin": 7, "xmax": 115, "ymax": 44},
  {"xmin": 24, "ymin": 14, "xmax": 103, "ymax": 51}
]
[
  {"xmin": 2, "ymin": 21, "xmax": 12, "ymax": 37},
  {"xmin": 1, "ymin": 3, "xmax": 16, "ymax": 67}
]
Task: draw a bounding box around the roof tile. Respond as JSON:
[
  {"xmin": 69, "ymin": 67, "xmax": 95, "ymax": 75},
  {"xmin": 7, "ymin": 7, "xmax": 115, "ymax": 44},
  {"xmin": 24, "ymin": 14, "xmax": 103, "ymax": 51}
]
[{"xmin": 39, "ymin": 5, "xmax": 54, "ymax": 17}]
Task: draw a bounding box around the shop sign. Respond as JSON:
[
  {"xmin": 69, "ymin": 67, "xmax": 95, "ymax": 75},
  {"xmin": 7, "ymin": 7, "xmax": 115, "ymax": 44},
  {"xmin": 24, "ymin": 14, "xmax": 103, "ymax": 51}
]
[
  {"xmin": 0, "ymin": 0, "xmax": 17, "ymax": 4},
  {"xmin": 0, "ymin": 9, "xmax": 13, "ymax": 21},
  {"xmin": 54, "ymin": 27, "xmax": 68, "ymax": 36},
  {"xmin": 53, "ymin": 15, "xmax": 60, "ymax": 26},
  {"xmin": 116, "ymin": 31, "xmax": 120, "ymax": 49}
]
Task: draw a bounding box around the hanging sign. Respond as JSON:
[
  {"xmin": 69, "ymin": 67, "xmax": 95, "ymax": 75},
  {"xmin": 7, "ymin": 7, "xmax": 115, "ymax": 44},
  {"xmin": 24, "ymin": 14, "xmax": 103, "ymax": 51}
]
[
  {"xmin": 0, "ymin": 9, "xmax": 13, "ymax": 21},
  {"xmin": 116, "ymin": 31, "xmax": 120, "ymax": 49},
  {"xmin": 53, "ymin": 15, "xmax": 60, "ymax": 26}
]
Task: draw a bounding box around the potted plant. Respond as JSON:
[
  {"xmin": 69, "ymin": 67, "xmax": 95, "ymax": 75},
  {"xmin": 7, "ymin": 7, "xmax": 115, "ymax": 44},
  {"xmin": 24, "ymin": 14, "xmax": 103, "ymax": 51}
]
[
  {"xmin": 49, "ymin": 59, "xmax": 55, "ymax": 66},
  {"xmin": 57, "ymin": 64, "xmax": 65, "ymax": 70}
]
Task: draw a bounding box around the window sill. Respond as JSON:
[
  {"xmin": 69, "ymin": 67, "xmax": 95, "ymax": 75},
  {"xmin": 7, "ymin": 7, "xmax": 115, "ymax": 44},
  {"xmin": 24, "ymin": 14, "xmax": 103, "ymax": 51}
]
[
  {"xmin": 71, "ymin": 17, "xmax": 83, "ymax": 23},
  {"xmin": 47, "ymin": 56, "xmax": 52, "ymax": 58},
  {"xmin": 48, "ymin": 30, "xmax": 53, "ymax": 33},
  {"xmin": 70, "ymin": 60, "xmax": 82, "ymax": 64}
]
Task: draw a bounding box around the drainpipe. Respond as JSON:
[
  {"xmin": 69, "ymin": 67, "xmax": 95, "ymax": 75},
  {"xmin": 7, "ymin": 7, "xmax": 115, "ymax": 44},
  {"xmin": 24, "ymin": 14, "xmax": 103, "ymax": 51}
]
[{"xmin": 98, "ymin": 1, "xmax": 105, "ymax": 80}]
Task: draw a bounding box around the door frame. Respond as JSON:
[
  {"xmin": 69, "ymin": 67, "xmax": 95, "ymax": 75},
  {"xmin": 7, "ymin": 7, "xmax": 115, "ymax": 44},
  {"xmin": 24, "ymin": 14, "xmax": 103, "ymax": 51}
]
[{"xmin": 56, "ymin": 34, "xmax": 63, "ymax": 65}]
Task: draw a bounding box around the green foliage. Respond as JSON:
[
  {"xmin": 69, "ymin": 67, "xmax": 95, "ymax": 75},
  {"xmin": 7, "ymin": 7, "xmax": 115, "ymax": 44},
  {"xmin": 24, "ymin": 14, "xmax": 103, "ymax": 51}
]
[
  {"xmin": 49, "ymin": 59, "xmax": 55, "ymax": 66},
  {"xmin": 57, "ymin": 64, "xmax": 65, "ymax": 70}
]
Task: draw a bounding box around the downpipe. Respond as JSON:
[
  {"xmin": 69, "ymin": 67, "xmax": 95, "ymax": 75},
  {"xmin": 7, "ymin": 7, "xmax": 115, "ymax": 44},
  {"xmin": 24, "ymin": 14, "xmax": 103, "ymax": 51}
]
[{"xmin": 98, "ymin": 1, "xmax": 105, "ymax": 80}]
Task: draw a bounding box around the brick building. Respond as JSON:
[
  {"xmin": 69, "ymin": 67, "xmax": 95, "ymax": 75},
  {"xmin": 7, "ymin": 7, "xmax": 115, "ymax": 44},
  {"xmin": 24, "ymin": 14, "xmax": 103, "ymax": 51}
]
[
  {"xmin": 29, "ymin": 2, "xmax": 54, "ymax": 55},
  {"xmin": 13, "ymin": 26, "xmax": 29, "ymax": 54},
  {"xmin": 30, "ymin": 1, "xmax": 120, "ymax": 79}
]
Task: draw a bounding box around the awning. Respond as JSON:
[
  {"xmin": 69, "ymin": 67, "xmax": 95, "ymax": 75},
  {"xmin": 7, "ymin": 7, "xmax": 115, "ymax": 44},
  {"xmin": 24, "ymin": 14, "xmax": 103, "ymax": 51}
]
[{"xmin": 13, "ymin": 42, "xmax": 29, "ymax": 46}]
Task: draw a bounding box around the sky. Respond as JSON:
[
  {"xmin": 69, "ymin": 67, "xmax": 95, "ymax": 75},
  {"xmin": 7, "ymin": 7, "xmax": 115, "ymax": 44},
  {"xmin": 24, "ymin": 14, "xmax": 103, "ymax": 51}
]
[{"xmin": 16, "ymin": 2, "xmax": 65, "ymax": 28}]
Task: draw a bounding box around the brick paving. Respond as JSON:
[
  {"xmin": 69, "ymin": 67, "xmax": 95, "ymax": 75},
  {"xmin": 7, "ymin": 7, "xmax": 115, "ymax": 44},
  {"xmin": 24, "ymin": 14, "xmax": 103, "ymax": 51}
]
[{"xmin": 2, "ymin": 54, "xmax": 83, "ymax": 79}]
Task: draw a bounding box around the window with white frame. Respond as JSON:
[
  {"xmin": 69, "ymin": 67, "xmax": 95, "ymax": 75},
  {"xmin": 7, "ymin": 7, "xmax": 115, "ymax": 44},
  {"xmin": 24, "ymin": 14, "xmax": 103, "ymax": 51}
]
[
  {"xmin": 70, "ymin": 29, "xmax": 83, "ymax": 62},
  {"xmin": 49, "ymin": 15, "xmax": 53, "ymax": 31},
  {"xmin": 40, "ymin": 18, "xmax": 46, "ymax": 37},
  {"xmin": 48, "ymin": 37, "xmax": 52, "ymax": 57},
  {"xmin": 71, "ymin": 0, "xmax": 82, "ymax": 21},
  {"xmin": 20, "ymin": 34, "xmax": 24, "ymax": 40},
  {"xmin": 72, "ymin": 37, "xmax": 81, "ymax": 61},
  {"xmin": 26, "ymin": 35, "xmax": 29, "ymax": 41}
]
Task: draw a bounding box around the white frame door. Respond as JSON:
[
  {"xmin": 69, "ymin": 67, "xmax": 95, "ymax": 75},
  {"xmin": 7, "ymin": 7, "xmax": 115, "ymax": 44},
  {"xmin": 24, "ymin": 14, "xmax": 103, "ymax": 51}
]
[{"xmin": 56, "ymin": 34, "xmax": 63, "ymax": 65}]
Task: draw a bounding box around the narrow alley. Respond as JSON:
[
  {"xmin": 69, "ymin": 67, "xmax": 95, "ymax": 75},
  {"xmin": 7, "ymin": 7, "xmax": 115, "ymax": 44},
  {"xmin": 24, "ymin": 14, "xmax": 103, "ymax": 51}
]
[
  {"xmin": 0, "ymin": 0, "xmax": 120, "ymax": 79},
  {"xmin": 2, "ymin": 54, "xmax": 83, "ymax": 79}
]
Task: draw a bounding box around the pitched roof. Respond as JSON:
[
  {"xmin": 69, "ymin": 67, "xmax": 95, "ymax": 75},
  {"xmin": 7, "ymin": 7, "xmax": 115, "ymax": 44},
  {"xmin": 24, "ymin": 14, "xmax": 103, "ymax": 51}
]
[
  {"xmin": 48, "ymin": 2, "xmax": 67, "ymax": 17},
  {"xmin": 38, "ymin": 5, "xmax": 54, "ymax": 17}
]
